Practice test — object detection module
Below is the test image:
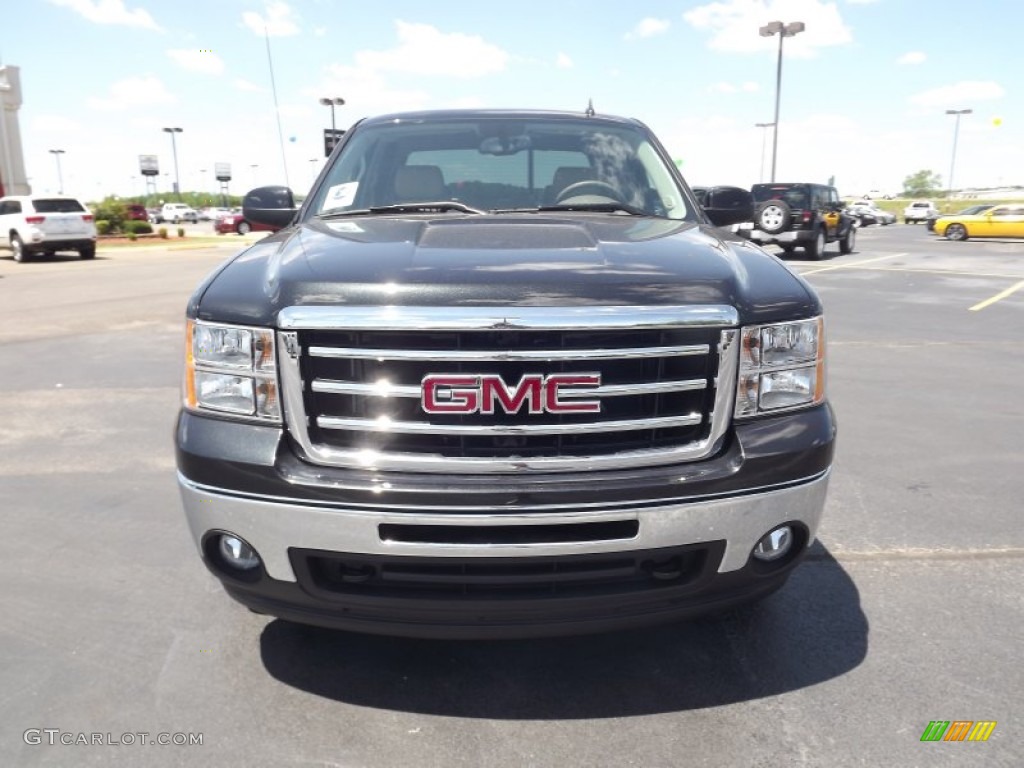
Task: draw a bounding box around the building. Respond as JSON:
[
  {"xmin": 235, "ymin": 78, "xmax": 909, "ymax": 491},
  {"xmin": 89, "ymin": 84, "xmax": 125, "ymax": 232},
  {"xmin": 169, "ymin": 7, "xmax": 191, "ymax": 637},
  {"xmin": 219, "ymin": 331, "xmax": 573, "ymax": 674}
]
[{"xmin": 0, "ymin": 65, "xmax": 30, "ymax": 197}]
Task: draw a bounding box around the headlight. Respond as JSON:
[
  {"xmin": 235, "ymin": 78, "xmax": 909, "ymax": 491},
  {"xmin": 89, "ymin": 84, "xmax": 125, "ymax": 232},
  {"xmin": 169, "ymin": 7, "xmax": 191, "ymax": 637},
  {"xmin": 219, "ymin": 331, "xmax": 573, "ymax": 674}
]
[
  {"xmin": 184, "ymin": 320, "xmax": 281, "ymax": 422},
  {"xmin": 734, "ymin": 317, "xmax": 825, "ymax": 418}
]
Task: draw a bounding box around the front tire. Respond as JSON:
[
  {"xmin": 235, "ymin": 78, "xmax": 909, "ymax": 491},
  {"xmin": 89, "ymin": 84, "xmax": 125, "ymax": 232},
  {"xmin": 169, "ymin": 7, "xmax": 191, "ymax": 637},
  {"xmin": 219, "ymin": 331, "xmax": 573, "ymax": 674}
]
[
  {"xmin": 840, "ymin": 224, "xmax": 856, "ymax": 254},
  {"xmin": 945, "ymin": 223, "xmax": 968, "ymax": 241},
  {"xmin": 804, "ymin": 229, "xmax": 826, "ymax": 260},
  {"xmin": 236, "ymin": 220, "xmax": 251, "ymax": 235}
]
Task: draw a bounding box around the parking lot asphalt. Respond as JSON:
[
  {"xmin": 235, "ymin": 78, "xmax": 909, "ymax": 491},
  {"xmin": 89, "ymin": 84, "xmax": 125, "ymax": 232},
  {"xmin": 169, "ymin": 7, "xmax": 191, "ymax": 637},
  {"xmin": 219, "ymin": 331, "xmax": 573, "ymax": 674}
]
[{"xmin": 0, "ymin": 224, "xmax": 1021, "ymax": 767}]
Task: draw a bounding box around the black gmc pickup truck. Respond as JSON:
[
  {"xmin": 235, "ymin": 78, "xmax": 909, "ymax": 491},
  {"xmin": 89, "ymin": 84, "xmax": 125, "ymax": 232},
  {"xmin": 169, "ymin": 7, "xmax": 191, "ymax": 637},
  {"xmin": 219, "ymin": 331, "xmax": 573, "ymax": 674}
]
[{"xmin": 176, "ymin": 109, "xmax": 835, "ymax": 638}]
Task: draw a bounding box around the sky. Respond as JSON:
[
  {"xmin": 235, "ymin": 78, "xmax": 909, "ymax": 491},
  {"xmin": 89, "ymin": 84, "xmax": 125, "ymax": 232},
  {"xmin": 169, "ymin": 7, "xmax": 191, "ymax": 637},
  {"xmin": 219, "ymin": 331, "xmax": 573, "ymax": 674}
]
[{"xmin": 2, "ymin": 0, "xmax": 1021, "ymax": 201}]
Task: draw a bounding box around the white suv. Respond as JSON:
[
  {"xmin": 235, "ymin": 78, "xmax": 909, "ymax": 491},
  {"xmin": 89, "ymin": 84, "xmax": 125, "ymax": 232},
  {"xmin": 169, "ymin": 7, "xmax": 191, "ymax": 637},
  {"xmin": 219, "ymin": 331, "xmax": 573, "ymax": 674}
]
[
  {"xmin": 159, "ymin": 203, "xmax": 199, "ymax": 224},
  {"xmin": 0, "ymin": 195, "xmax": 98, "ymax": 262},
  {"xmin": 903, "ymin": 200, "xmax": 938, "ymax": 224}
]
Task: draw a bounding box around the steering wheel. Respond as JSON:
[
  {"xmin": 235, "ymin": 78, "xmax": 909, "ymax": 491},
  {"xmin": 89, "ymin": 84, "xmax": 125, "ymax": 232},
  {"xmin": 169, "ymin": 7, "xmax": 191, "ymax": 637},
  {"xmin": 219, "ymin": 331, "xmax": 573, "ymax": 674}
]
[{"xmin": 555, "ymin": 180, "xmax": 625, "ymax": 204}]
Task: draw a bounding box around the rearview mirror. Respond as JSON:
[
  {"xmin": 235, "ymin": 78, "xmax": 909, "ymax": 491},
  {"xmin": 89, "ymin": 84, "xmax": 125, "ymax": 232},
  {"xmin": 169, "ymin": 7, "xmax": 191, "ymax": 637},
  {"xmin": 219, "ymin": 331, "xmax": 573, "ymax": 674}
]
[
  {"xmin": 242, "ymin": 186, "xmax": 298, "ymax": 231},
  {"xmin": 701, "ymin": 186, "xmax": 754, "ymax": 227}
]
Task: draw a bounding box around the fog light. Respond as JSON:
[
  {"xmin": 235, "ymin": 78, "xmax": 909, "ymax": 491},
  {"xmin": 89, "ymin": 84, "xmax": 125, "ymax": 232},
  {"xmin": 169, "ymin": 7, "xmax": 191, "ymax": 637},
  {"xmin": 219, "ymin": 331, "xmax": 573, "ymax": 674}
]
[
  {"xmin": 752, "ymin": 525, "xmax": 793, "ymax": 562},
  {"xmin": 218, "ymin": 534, "xmax": 261, "ymax": 570}
]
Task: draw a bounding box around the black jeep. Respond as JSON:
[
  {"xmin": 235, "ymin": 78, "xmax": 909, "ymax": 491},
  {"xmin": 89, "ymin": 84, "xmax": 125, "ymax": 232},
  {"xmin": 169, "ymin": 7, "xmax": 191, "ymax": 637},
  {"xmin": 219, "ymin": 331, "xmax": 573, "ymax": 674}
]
[{"xmin": 743, "ymin": 182, "xmax": 857, "ymax": 259}]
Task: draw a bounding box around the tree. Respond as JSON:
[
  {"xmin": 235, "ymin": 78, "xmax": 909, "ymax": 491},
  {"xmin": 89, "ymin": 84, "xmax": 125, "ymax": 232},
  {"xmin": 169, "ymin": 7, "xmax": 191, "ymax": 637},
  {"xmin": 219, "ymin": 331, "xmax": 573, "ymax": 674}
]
[{"xmin": 903, "ymin": 170, "xmax": 942, "ymax": 198}]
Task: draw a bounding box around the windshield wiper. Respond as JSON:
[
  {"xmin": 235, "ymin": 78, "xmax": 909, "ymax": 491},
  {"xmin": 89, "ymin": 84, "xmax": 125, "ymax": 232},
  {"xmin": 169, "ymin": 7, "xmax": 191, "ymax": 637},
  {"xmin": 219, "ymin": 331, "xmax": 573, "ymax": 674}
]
[
  {"xmin": 317, "ymin": 201, "xmax": 487, "ymax": 219},
  {"xmin": 533, "ymin": 202, "xmax": 649, "ymax": 216},
  {"xmin": 369, "ymin": 202, "xmax": 487, "ymax": 215}
]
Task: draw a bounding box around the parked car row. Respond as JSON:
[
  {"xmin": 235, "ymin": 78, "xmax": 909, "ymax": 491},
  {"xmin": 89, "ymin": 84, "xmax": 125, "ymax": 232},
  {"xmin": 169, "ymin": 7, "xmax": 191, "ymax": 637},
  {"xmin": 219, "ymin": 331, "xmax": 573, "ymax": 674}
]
[{"xmin": 846, "ymin": 200, "xmax": 896, "ymax": 226}]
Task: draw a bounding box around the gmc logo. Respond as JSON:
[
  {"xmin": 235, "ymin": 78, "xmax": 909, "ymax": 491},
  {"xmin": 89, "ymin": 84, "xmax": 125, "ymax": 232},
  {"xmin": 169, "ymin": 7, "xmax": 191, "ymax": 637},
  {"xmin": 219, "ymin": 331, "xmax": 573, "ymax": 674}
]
[{"xmin": 422, "ymin": 373, "xmax": 602, "ymax": 415}]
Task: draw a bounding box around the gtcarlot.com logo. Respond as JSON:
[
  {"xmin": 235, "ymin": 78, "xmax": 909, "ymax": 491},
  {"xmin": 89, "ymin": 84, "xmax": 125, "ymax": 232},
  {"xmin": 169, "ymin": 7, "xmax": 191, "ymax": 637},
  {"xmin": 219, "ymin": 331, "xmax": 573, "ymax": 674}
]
[
  {"xmin": 920, "ymin": 721, "xmax": 997, "ymax": 742},
  {"xmin": 23, "ymin": 729, "xmax": 203, "ymax": 747}
]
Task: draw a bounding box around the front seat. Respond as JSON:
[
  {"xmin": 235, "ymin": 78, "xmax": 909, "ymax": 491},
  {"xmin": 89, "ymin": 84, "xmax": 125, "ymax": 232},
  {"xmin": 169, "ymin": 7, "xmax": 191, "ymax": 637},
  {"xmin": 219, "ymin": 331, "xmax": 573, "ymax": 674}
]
[{"xmin": 394, "ymin": 165, "xmax": 446, "ymax": 203}]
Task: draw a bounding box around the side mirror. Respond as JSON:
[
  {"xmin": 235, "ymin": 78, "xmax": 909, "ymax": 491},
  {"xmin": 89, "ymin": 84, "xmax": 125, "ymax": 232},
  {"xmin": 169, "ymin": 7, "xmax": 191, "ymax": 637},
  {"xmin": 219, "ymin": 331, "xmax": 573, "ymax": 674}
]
[
  {"xmin": 242, "ymin": 186, "xmax": 298, "ymax": 231},
  {"xmin": 701, "ymin": 186, "xmax": 754, "ymax": 227}
]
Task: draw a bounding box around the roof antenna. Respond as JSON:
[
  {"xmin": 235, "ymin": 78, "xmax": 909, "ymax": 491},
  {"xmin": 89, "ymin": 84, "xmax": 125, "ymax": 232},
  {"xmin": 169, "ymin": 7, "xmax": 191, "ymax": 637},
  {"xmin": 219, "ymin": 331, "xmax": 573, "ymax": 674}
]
[{"xmin": 585, "ymin": 98, "xmax": 595, "ymax": 117}]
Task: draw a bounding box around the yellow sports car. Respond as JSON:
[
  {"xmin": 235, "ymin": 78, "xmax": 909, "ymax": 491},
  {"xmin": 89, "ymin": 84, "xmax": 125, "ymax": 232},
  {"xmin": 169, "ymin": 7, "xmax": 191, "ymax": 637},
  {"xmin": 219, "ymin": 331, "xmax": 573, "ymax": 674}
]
[{"xmin": 934, "ymin": 204, "xmax": 1024, "ymax": 240}]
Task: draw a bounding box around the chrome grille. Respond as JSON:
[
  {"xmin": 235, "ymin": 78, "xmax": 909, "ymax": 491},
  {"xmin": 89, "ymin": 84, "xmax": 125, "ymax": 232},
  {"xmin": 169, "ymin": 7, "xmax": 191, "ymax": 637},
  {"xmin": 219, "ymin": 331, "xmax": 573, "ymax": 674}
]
[{"xmin": 278, "ymin": 306, "xmax": 739, "ymax": 474}]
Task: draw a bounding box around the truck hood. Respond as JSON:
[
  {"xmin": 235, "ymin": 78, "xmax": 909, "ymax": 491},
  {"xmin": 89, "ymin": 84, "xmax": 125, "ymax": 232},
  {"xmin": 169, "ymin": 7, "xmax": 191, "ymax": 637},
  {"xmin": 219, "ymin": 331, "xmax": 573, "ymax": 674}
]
[{"xmin": 192, "ymin": 214, "xmax": 819, "ymax": 326}]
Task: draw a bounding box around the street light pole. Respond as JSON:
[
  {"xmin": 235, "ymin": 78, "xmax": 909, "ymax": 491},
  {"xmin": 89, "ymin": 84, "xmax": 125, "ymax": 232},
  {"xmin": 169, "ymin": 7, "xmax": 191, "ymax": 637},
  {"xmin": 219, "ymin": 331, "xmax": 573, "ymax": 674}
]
[
  {"xmin": 945, "ymin": 108, "xmax": 972, "ymax": 201},
  {"xmin": 754, "ymin": 123, "xmax": 775, "ymax": 183},
  {"xmin": 319, "ymin": 97, "xmax": 346, "ymax": 156},
  {"xmin": 759, "ymin": 21, "xmax": 805, "ymax": 182},
  {"xmin": 319, "ymin": 96, "xmax": 345, "ymax": 134},
  {"xmin": 49, "ymin": 149, "xmax": 65, "ymax": 194},
  {"xmin": 162, "ymin": 127, "xmax": 183, "ymax": 200}
]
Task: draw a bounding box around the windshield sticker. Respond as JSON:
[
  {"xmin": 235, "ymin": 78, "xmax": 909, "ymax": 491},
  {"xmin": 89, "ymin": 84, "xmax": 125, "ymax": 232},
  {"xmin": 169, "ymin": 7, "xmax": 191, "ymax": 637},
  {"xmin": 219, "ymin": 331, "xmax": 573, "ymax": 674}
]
[
  {"xmin": 326, "ymin": 221, "xmax": 365, "ymax": 234},
  {"xmin": 323, "ymin": 182, "xmax": 358, "ymax": 211}
]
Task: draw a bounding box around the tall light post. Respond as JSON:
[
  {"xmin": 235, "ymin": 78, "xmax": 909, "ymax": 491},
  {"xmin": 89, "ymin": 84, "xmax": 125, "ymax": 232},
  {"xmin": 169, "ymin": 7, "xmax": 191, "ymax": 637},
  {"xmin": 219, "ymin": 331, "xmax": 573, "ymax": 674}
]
[
  {"xmin": 319, "ymin": 96, "xmax": 346, "ymax": 157},
  {"xmin": 945, "ymin": 108, "xmax": 972, "ymax": 200},
  {"xmin": 319, "ymin": 96, "xmax": 345, "ymax": 133},
  {"xmin": 49, "ymin": 149, "xmax": 65, "ymax": 194},
  {"xmin": 250, "ymin": 164, "xmax": 259, "ymax": 187},
  {"xmin": 754, "ymin": 122, "xmax": 775, "ymax": 183},
  {"xmin": 162, "ymin": 127, "xmax": 183, "ymax": 200},
  {"xmin": 759, "ymin": 20, "xmax": 805, "ymax": 182}
]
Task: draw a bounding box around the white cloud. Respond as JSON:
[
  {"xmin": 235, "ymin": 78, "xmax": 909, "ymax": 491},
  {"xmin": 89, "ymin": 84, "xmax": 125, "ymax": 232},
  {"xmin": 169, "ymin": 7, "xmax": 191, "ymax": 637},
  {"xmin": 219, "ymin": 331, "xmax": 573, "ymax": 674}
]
[
  {"xmin": 49, "ymin": 0, "xmax": 160, "ymax": 30},
  {"xmin": 898, "ymin": 51, "xmax": 926, "ymax": 65},
  {"xmin": 625, "ymin": 17, "xmax": 671, "ymax": 41},
  {"xmin": 313, "ymin": 26, "xmax": 327, "ymax": 37},
  {"xmin": 312, "ymin": 64, "xmax": 431, "ymax": 116},
  {"xmin": 32, "ymin": 115, "xmax": 84, "ymax": 133},
  {"xmin": 684, "ymin": 0, "xmax": 852, "ymax": 58},
  {"xmin": 167, "ymin": 49, "xmax": 225, "ymax": 75},
  {"xmin": 708, "ymin": 81, "xmax": 760, "ymax": 94},
  {"xmin": 446, "ymin": 96, "xmax": 487, "ymax": 109},
  {"xmin": 910, "ymin": 81, "xmax": 1005, "ymax": 108},
  {"xmin": 87, "ymin": 76, "xmax": 176, "ymax": 111},
  {"xmin": 242, "ymin": 1, "xmax": 299, "ymax": 37},
  {"xmin": 556, "ymin": 52, "xmax": 573, "ymax": 69},
  {"xmin": 353, "ymin": 21, "xmax": 509, "ymax": 78},
  {"xmin": 234, "ymin": 78, "xmax": 265, "ymax": 93}
]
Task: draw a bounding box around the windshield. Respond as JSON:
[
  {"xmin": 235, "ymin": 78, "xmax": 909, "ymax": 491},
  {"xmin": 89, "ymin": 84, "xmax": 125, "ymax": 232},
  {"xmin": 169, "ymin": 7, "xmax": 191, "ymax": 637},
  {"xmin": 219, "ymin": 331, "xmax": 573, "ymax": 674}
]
[{"xmin": 307, "ymin": 115, "xmax": 692, "ymax": 220}]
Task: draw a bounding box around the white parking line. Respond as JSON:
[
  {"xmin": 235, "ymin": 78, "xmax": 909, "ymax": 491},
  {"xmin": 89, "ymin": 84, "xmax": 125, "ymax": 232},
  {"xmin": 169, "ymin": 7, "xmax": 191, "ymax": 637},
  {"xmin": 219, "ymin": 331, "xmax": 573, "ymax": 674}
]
[
  {"xmin": 798, "ymin": 252, "xmax": 907, "ymax": 276},
  {"xmin": 969, "ymin": 279, "xmax": 1024, "ymax": 312}
]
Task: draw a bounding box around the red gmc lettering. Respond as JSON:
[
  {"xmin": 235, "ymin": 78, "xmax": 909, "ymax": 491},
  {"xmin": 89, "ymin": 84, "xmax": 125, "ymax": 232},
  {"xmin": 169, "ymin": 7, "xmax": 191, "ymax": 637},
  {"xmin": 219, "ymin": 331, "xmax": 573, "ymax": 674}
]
[
  {"xmin": 545, "ymin": 374, "xmax": 601, "ymax": 413},
  {"xmin": 421, "ymin": 374, "xmax": 601, "ymax": 415},
  {"xmin": 421, "ymin": 375, "xmax": 479, "ymax": 413},
  {"xmin": 480, "ymin": 375, "xmax": 543, "ymax": 414}
]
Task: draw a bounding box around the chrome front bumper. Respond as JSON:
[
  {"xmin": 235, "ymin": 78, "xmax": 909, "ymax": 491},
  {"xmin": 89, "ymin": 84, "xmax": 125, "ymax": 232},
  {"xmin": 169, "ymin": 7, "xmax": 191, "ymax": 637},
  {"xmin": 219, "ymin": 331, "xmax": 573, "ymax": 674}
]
[{"xmin": 178, "ymin": 470, "xmax": 830, "ymax": 583}]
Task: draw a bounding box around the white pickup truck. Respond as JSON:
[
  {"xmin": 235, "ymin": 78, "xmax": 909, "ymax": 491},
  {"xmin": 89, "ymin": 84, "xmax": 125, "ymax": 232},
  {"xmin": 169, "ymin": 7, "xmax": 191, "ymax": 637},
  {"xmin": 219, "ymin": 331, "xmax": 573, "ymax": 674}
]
[{"xmin": 903, "ymin": 200, "xmax": 938, "ymax": 224}]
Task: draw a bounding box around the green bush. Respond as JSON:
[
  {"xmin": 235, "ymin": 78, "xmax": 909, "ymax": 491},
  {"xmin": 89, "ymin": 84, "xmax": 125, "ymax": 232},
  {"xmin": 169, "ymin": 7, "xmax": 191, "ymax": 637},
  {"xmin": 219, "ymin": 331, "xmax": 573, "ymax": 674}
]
[
  {"xmin": 123, "ymin": 220, "xmax": 153, "ymax": 235},
  {"xmin": 95, "ymin": 220, "xmax": 112, "ymax": 235},
  {"xmin": 158, "ymin": 228, "xmax": 168, "ymax": 239},
  {"xmin": 92, "ymin": 198, "xmax": 127, "ymax": 231},
  {"xmin": 127, "ymin": 232, "xmax": 138, "ymax": 241},
  {"xmin": 177, "ymin": 227, "xmax": 185, "ymax": 238}
]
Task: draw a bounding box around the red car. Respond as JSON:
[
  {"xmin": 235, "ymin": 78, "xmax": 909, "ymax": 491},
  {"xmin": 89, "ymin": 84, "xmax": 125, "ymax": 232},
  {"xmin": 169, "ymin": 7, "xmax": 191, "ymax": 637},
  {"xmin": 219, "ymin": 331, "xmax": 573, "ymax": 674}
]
[
  {"xmin": 213, "ymin": 212, "xmax": 271, "ymax": 235},
  {"xmin": 124, "ymin": 203, "xmax": 148, "ymax": 221}
]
